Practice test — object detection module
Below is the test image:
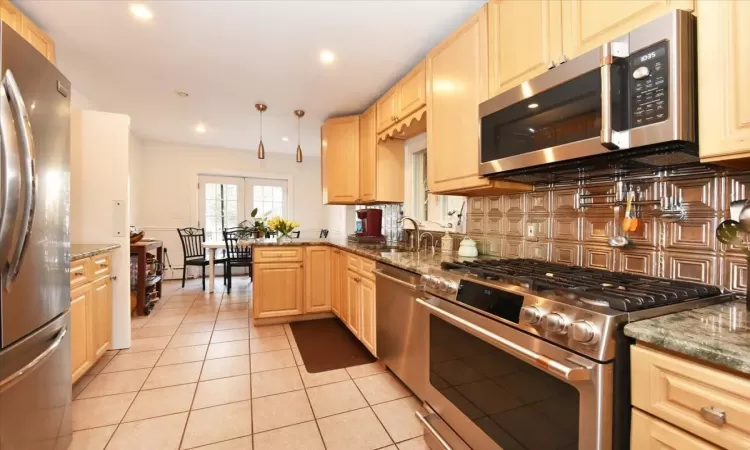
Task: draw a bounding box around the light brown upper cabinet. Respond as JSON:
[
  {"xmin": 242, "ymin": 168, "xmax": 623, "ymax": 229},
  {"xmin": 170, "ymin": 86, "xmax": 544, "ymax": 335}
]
[
  {"xmin": 322, "ymin": 110, "xmax": 404, "ymax": 205},
  {"xmin": 0, "ymin": 0, "xmax": 55, "ymax": 62},
  {"xmin": 426, "ymin": 5, "xmax": 530, "ymax": 196},
  {"xmin": 359, "ymin": 105, "xmax": 378, "ymax": 202},
  {"xmin": 0, "ymin": 0, "xmax": 21, "ymax": 33},
  {"xmin": 321, "ymin": 115, "xmax": 360, "ymax": 204},
  {"xmin": 376, "ymin": 61, "xmax": 426, "ymax": 135},
  {"xmin": 698, "ymin": 0, "xmax": 750, "ymax": 165},
  {"xmin": 488, "ymin": 0, "xmax": 562, "ymax": 97},
  {"xmin": 561, "ymin": 0, "xmax": 694, "ymax": 60},
  {"xmin": 376, "ymin": 88, "xmax": 399, "ymax": 133}
]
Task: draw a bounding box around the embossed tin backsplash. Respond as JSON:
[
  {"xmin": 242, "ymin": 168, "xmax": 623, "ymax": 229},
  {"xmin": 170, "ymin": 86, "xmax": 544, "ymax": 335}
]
[{"xmin": 465, "ymin": 169, "xmax": 749, "ymax": 292}]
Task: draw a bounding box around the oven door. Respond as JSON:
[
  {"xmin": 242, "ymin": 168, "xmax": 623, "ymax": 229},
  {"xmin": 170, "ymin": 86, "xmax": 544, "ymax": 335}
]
[
  {"xmin": 417, "ymin": 296, "xmax": 613, "ymax": 450},
  {"xmin": 478, "ymin": 44, "xmax": 629, "ymax": 176}
]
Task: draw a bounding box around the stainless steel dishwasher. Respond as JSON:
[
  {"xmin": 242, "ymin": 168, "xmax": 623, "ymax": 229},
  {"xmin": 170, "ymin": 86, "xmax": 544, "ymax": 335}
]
[{"xmin": 374, "ymin": 263, "xmax": 427, "ymax": 399}]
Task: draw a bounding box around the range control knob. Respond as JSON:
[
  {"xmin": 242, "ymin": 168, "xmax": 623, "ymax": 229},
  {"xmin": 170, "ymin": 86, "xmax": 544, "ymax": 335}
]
[
  {"xmin": 422, "ymin": 275, "xmax": 439, "ymax": 288},
  {"xmin": 443, "ymin": 280, "xmax": 459, "ymax": 294},
  {"xmin": 571, "ymin": 321, "xmax": 599, "ymax": 344},
  {"xmin": 520, "ymin": 306, "xmax": 543, "ymax": 325},
  {"xmin": 542, "ymin": 313, "xmax": 569, "ymax": 334},
  {"xmin": 437, "ymin": 279, "xmax": 449, "ymax": 291},
  {"xmin": 633, "ymin": 66, "xmax": 650, "ymax": 79}
]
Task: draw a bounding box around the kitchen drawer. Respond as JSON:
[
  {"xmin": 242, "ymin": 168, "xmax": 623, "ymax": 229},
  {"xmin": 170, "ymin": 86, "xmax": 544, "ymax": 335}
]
[
  {"xmin": 360, "ymin": 258, "xmax": 376, "ymax": 280},
  {"xmin": 254, "ymin": 247, "xmax": 304, "ymax": 263},
  {"xmin": 70, "ymin": 257, "xmax": 91, "ymax": 289},
  {"xmin": 631, "ymin": 345, "xmax": 750, "ymax": 450},
  {"xmin": 631, "ymin": 409, "xmax": 719, "ymax": 450},
  {"xmin": 89, "ymin": 253, "xmax": 112, "ymax": 279},
  {"xmin": 347, "ymin": 253, "xmax": 361, "ymax": 272}
]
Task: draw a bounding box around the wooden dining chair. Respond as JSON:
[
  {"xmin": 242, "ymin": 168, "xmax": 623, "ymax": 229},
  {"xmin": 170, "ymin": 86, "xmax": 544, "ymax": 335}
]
[
  {"xmin": 177, "ymin": 227, "xmax": 227, "ymax": 290},
  {"xmin": 222, "ymin": 229, "xmax": 253, "ymax": 293},
  {"xmin": 319, "ymin": 229, "xmax": 329, "ymax": 238}
]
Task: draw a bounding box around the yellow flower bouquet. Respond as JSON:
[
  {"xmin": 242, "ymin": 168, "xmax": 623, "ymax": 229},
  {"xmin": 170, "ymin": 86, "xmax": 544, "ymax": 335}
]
[{"xmin": 267, "ymin": 217, "xmax": 300, "ymax": 242}]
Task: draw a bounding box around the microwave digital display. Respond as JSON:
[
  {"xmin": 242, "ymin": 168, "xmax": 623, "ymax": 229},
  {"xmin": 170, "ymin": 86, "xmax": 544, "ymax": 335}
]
[{"xmin": 629, "ymin": 41, "xmax": 669, "ymax": 128}]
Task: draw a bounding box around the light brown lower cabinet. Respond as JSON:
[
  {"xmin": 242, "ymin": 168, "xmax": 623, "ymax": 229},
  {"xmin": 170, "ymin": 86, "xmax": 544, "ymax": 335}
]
[
  {"xmin": 345, "ymin": 269, "xmax": 361, "ymax": 338},
  {"xmin": 253, "ymin": 262, "xmax": 305, "ymax": 319},
  {"xmin": 631, "ymin": 344, "xmax": 750, "ymax": 449},
  {"xmin": 359, "ymin": 277, "xmax": 376, "ymax": 355},
  {"xmin": 70, "ymin": 253, "xmax": 113, "ymax": 383},
  {"xmin": 631, "ymin": 409, "xmax": 718, "ymax": 449},
  {"xmin": 304, "ymin": 247, "xmax": 331, "ymax": 313},
  {"xmin": 252, "ymin": 246, "xmax": 377, "ymax": 356},
  {"xmin": 70, "ymin": 284, "xmax": 94, "ymax": 383}
]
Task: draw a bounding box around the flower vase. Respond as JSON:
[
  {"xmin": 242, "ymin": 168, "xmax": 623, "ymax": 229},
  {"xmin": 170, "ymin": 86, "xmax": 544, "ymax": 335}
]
[{"xmin": 277, "ymin": 232, "xmax": 292, "ymax": 243}]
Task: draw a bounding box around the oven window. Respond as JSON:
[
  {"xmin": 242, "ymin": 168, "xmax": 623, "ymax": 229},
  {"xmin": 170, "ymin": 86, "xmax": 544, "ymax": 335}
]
[
  {"xmin": 429, "ymin": 315, "xmax": 579, "ymax": 450},
  {"xmin": 481, "ymin": 65, "xmax": 625, "ymax": 165}
]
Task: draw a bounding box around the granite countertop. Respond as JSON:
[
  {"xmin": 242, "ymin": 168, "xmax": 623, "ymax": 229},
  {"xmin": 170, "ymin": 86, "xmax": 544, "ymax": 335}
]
[
  {"xmin": 252, "ymin": 237, "xmax": 478, "ymax": 275},
  {"xmin": 71, "ymin": 244, "xmax": 121, "ymax": 261},
  {"xmin": 624, "ymin": 299, "xmax": 750, "ymax": 375}
]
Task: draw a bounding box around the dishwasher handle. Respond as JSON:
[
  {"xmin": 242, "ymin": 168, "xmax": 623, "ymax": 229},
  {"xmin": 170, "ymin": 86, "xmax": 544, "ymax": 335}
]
[{"xmin": 373, "ymin": 268, "xmax": 423, "ymax": 292}]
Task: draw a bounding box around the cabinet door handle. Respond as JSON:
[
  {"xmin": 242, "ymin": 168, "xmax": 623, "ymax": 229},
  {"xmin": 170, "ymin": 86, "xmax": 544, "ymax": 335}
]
[
  {"xmin": 559, "ymin": 54, "xmax": 568, "ymax": 64},
  {"xmin": 547, "ymin": 60, "xmax": 556, "ymax": 70},
  {"xmin": 700, "ymin": 407, "xmax": 726, "ymax": 426}
]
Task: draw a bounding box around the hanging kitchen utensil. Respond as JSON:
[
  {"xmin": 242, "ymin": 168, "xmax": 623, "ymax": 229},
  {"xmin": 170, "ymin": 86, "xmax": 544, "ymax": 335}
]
[
  {"xmin": 730, "ymin": 200, "xmax": 748, "ymax": 223},
  {"xmin": 716, "ymin": 219, "xmax": 746, "ymax": 246},
  {"xmin": 622, "ymin": 191, "xmax": 634, "ymax": 232},
  {"xmin": 739, "ymin": 204, "xmax": 750, "ymax": 232},
  {"xmin": 628, "ymin": 200, "xmax": 639, "ymax": 232}
]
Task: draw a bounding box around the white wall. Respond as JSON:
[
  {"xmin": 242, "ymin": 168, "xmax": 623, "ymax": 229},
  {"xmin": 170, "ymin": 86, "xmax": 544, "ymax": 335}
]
[
  {"xmin": 128, "ymin": 132, "xmax": 143, "ymax": 227},
  {"xmin": 70, "ymin": 109, "xmax": 131, "ymax": 349},
  {"xmin": 132, "ymin": 141, "xmax": 326, "ymax": 277}
]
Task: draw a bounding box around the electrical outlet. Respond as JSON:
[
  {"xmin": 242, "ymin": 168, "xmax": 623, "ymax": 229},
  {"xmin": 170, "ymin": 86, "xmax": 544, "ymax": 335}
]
[{"xmin": 526, "ymin": 223, "xmax": 538, "ymax": 242}]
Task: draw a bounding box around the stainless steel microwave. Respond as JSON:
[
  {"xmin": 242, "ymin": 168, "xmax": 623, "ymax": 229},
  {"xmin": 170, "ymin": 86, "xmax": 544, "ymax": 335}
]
[{"xmin": 478, "ymin": 10, "xmax": 696, "ymax": 177}]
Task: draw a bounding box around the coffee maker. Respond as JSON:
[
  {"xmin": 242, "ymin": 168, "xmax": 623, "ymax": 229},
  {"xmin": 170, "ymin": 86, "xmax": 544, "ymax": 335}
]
[{"xmin": 356, "ymin": 209, "xmax": 383, "ymax": 238}]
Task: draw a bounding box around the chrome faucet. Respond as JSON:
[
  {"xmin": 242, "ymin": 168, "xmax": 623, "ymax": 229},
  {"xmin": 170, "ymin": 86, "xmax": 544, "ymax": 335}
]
[
  {"xmin": 420, "ymin": 232, "xmax": 436, "ymax": 254},
  {"xmin": 398, "ymin": 216, "xmax": 421, "ymax": 252}
]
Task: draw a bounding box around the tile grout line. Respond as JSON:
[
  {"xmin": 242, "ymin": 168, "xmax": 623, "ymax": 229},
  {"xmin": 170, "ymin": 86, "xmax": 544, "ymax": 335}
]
[
  {"xmin": 296, "ymin": 364, "xmax": 329, "ymax": 450},
  {"xmin": 349, "ymin": 370, "xmax": 398, "ymax": 447}
]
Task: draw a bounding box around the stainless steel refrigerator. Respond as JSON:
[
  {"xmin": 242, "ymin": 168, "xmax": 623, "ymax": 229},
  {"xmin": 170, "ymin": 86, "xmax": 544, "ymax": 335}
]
[{"xmin": 0, "ymin": 23, "xmax": 72, "ymax": 450}]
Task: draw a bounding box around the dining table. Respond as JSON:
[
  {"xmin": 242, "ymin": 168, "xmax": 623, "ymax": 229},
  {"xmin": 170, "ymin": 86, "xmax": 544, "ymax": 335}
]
[
  {"xmin": 201, "ymin": 239, "xmax": 254, "ymax": 293},
  {"xmin": 201, "ymin": 241, "xmax": 226, "ymax": 293}
]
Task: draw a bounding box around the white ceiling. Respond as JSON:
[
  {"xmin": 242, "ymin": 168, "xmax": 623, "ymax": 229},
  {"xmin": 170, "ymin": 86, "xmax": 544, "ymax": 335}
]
[{"xmin": 18, "ymin": 0, "xmax": 485, "ymax": 156}]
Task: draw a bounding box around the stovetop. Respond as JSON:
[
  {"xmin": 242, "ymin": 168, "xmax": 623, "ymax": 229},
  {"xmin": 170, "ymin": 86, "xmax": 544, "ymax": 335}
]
[
  {"xmin": 422, "ymin": 258, "xmax": 731, "ymax": 362},
  {"xmin": 440, "ymin": 259, "xmax": 722, "ymax": 312}
]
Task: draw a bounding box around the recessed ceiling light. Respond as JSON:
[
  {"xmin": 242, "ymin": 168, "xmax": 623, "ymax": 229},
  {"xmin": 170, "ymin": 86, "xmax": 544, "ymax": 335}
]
[
  {"xmin": 129, "ymin": 4, "xmax": 153, "ymax": 20},
  {"xmin": 195, "ymin": 123, "xmax": 206, "ymax": 134},
  {"xmin": 320, "ymin": 50, "xmax": 335, "ymax": 65},
  {"xmin": 281, "ymin": 136, "xmax": 289, "ymax": 142},
  {"xmin": 528, "ymin": 103, "xmax": 539, "ymax": 109},
  {"xmin": 528, "ymin": 127, "xmax": 535, "ymax": 133},
  {"xmin": 176, "ymin": 91, "xmax": 189, "ymax": 97}
]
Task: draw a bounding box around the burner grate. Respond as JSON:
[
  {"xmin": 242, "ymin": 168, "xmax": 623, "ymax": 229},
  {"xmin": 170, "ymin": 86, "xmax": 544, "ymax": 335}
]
[{"xmin": 441, "ymin": 259, "xmax": 721, "ymax": 311}]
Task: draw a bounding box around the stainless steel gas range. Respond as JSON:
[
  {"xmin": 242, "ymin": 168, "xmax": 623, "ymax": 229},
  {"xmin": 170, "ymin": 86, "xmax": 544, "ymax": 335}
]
[{"xmin": 414, "ymin": 259, "xmax": 732, "ymax": 450}]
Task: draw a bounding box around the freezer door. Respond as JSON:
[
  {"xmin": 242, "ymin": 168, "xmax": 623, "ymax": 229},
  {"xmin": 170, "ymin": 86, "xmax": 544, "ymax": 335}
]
[
  {"xmin": 0, "ymin": 312, "xmax": 71, "ymax": 450},
  {"xmin": 0, "ymin": 24, "xmax": 71, "ymax": 348}
]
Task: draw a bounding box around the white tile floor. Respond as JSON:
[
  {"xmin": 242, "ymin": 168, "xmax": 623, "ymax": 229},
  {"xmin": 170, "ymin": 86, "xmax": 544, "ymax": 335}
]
[{"xmin": 69, "ymin": 278, "xmax": 428, "ymax": 450}]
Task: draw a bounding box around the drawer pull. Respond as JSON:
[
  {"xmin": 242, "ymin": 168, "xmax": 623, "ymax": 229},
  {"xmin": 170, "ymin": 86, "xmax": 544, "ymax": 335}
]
[
  {"xmin": 700, "ymin": 406, "xmax": 726, "ymax": 426},
  {"xmin": 73, "ymin": 271, "xmax": 84, "ymax": 277}
]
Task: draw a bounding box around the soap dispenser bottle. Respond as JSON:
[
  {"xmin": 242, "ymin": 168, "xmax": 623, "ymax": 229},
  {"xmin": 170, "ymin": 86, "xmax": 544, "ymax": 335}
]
[{"xmin": 441, "ymin": 229, "xmax": 453, "ymax": 254}]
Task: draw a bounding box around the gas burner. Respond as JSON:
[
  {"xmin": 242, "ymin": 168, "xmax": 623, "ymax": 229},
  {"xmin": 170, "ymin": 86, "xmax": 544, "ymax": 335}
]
[{"xmin": 440, "ymin": 259, "xmax": 722, "ymax": 312}]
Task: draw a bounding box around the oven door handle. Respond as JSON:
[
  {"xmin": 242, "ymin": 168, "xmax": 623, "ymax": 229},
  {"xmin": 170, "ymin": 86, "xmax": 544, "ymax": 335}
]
[{"xmin": 417, "ymin": 298, "xmax": 592, "ymax": 382}]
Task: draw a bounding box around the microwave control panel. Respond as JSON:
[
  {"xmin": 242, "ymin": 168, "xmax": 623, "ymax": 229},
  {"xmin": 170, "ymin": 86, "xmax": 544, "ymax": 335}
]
[{"xmin": 629, "ymin": 41, "xmax": 669, "ymax": 128}]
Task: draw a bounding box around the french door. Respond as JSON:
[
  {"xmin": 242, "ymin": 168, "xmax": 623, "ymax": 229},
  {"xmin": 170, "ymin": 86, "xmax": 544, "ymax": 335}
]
[{"xmin": 198, "ymin": 175, "xmax": 289, "ymax": 241}]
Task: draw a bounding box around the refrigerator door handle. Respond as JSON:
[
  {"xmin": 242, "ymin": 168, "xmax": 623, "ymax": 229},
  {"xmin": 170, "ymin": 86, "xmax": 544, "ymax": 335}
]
[
  {"xmin": 0, "ymin": 82, "xmax": 21, "ymax": 284},
  {"xmin": 0, "ymin": 326, "xmax": 67, "ymax": 394},
  {"xmin": 2, "ymin": 69, "xmax": 36, "ymax": 287}
]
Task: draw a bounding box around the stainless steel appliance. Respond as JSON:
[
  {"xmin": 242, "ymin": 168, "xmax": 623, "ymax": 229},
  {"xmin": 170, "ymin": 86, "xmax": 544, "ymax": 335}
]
[
  {"xmin": 416, "ymin": 259, "xmax": 731, "ymax": 450},
  {"xmin": 479, "ymin": 10, "xmax": 696, "ymax": 178},
  {"xmin": 0, "ymin": 24, "xmax": 72, "ymax": 449},
  {"xmin": 373, "ymin": 263, "xmax": 427, "ymax": 399}
]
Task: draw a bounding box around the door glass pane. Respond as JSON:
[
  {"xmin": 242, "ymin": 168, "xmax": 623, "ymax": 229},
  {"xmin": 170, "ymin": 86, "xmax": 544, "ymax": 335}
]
[
  {"xmin": 481, "ymin": 69, "xmax": 604, "ymax": 163},
  {"xmin": 429, "ymin": 315, "xmax": 579, "ymax": 450}
]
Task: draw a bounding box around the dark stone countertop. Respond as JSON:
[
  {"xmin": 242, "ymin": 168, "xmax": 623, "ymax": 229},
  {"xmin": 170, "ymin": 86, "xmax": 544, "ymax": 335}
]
[
  {"xmin": 624, "ymin": 299, "xmax": 750, "ymax": 375},
  {"xmin": 251, "ymin": 237, "xmax": 479, "ymax": 275},
  {"xmin": 71, "ymin": 244, "xmax": 121, "ymax": 261}
]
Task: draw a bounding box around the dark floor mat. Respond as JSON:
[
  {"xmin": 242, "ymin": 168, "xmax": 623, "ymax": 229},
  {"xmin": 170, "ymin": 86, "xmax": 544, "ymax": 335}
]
[{"xmin": 289, "ymin": 318, "xmax": 376, "ymax": 373}]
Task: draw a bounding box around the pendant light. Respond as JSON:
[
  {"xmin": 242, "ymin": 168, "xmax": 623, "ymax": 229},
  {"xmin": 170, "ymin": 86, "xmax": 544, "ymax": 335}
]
[
  {"xmin": 294, "ymin": 109, "xmax": 305, "ymax": 163},
  {"xmin": 255, "ymin": 103, "xmax": 267, "ymax": 159}
]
